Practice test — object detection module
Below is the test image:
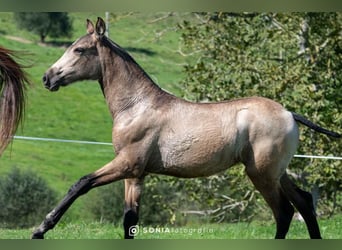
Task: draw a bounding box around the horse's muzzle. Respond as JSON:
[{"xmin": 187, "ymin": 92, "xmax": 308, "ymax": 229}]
[{"xmin": 43, "ymin": 73, "xmax": 60, "ymax": 92}]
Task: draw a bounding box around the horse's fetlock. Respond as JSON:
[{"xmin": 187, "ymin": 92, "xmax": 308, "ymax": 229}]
[{"xmin": 44, "ymin": 210, "xmax": 57, "ymax": 227}]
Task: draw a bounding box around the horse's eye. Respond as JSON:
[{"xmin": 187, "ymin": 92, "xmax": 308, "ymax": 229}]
[{"xmin": 74, "ymin": 47, "xmax": 85, "ymax": 54}]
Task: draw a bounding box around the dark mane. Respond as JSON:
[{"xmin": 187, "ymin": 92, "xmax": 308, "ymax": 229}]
[
  {"xmin": 101, "ymin": 37, "xmax": 167, "ymax": 93},
  {"xmin": 101, "ymin": 36, "xmax": 175, "ymax": 103},
  {"xmin": 102, "ymin": 37, "xmax": 137, "ymax": 65}
]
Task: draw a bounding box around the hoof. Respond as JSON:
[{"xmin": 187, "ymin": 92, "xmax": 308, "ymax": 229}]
[{"xmin": 31, "ymin": 232, "xmax": 44, "ymax": 239}]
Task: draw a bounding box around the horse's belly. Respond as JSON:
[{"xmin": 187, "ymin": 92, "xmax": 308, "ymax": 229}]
[{"xmin": 148, "ymin": 134, "xmax": 237, "ymax": 178}]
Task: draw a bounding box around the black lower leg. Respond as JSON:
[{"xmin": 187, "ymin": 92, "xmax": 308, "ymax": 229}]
[
  {"xmin": 275, "ymin": 195, "xmax": 295, "ymax": 239},
  {"xmin": 280, "ymin": 174, "xmax": 322, "ymax": 239},
  {"xmin": 294, "ymin": 188, "xmax": 322, "ymax": 239},
  {"xmin": 123, "ymin": 210, "xmax": 139, "ymax": 239},
  {"xmin": 31, "ymin": 174, "xmax": 94, "ymax": 239}
]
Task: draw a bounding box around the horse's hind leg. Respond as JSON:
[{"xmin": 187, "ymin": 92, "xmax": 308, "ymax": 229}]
[
  {"xmin": 280, "ymin": 174, "xmax": 322, "ymax": 239},
  {"xmin": 246, "ymin": 169, "xmax": 294, "ymax": 239},
  {"xmin": 123, "ymin": 178, "xmax": 144, "ymax": 239}
]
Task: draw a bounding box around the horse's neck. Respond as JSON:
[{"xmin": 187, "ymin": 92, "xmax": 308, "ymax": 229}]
[{"xmin": 99, "ymin": 47, "xmax": 162, "ymax": 120}]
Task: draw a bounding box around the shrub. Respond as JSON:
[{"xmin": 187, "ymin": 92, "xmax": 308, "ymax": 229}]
[{"xmin": 0, "ymin": 167, "xmax": 58, "ymax": 228}]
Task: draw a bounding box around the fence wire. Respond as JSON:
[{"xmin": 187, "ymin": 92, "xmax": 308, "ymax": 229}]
[{"xmin": 13, "ymin": 135, "xmax": 342, "ymax": 160}]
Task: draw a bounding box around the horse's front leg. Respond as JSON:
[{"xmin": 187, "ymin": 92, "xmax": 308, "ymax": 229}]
[
  {"xmin": 31, "ymin": 153, "xmax": 143, "ymax": 239},
  {"xmin": 31, "ymin": 173, "xmax": 95, "ymax": 239},
  {"xmin": 123, "ymin": 177, "xmax": 144, "ymax": 239}
]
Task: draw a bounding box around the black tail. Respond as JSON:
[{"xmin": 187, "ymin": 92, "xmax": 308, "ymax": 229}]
[{"xmin": 292, "ymin": 112, "xmax": 341, "ymax": 138}]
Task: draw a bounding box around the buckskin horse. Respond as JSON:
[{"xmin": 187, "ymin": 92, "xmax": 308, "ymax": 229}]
[
  {"xmin": 33, "ymin": 17, "xmax": 340, "ymax": 239},
  {"xmin": 0, "ymin": 46, "xmax": 29, "ymax": 155}
]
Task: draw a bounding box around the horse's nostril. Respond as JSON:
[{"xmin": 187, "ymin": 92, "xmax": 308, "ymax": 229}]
[{"xmin": 42, "ymin": 74, "xmax": 50, "ymax": 86}]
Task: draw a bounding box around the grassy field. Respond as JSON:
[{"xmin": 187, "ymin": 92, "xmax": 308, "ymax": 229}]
[
  {"xmin": 0, "ymin": 12, "xmax": 341, "ymax": 240},
  {"xmin": 0, "ymin": 214, "xmax": 341, "ymax": 239}
]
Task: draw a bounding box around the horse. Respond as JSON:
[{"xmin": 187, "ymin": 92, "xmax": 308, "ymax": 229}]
[
  {"xmin": 0, "ymin": 46, "xmax": 29, "ymax": 156},
  {"xmin": 33, "ymin": 17, "xmax": 340, "ymax": 239}
]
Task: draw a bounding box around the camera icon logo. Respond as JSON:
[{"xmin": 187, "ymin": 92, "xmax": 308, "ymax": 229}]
[{"xmin": 128, "ymin": 225, "xmax": 139, "ymax": 237}]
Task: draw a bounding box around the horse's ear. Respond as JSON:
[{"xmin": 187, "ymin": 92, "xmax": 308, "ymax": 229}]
[
  {"xmin": 86, "ymin": 19, "xmax": 94, "ymax": 34},
  {"xmin": 95, "ymin": 17, "xmax": 106, "ymax": 38}
]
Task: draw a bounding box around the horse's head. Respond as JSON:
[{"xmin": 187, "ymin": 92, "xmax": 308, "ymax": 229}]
[{"xmin": 43, "ymin": 18, "xmax": 106, "ymax": 91}]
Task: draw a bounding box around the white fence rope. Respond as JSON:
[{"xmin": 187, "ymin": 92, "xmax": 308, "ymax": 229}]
[
  {"xmin": 293, "ymin": 155, "xmax": 342, "ymax": 160},
  {"xmin": 13, "ymin": 135, "xmax": 342, "ymax": 160},
  {"xmin": 13, "ymin": 135, "xmax": 113, "ymax": 146}
]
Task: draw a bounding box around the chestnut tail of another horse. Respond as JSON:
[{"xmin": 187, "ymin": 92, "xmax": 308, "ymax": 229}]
[{"xmin": 0, "ymin": 47, "xmax": 30, "ymax": 155}]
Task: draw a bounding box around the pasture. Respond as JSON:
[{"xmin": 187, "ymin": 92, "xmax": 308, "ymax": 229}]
[
  {"xmin": 0, "ymin": 214, "xmax": 341, "ymax": 239},
  {"xmin": 0, "ymin": 12, "xmax": 341, "ymax": 239}
]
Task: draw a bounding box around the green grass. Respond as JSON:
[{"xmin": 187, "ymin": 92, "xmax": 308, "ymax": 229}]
[{"xmin": 0, "ymin": 215, "xmax": 341, "ymax": 239}]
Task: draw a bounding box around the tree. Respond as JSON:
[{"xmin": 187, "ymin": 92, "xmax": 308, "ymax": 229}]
[
  {"xmin": 14, "ymin": 12, "xmax": 73, "ymax": 43},
  {"xmin": 178, "ymin": 12, "xmax": 341, "ymax": 220}
]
